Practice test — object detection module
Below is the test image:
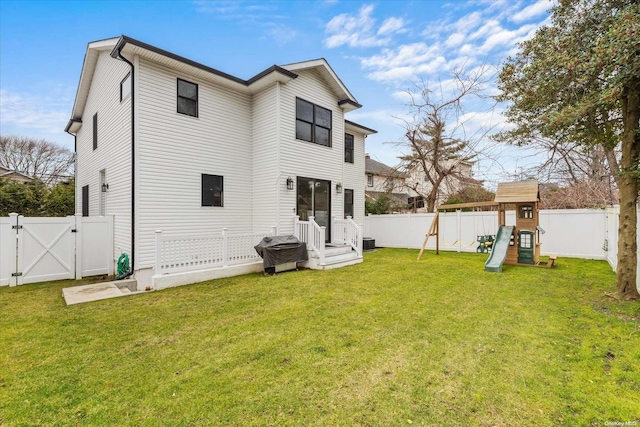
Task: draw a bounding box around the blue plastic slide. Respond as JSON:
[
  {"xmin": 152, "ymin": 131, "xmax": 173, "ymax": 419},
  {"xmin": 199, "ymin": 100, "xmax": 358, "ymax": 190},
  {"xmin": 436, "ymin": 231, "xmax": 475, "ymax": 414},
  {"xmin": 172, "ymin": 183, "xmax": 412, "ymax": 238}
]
[{"xmin": 484, "ymin": 226, "xmax": 514, "ymax": 272}]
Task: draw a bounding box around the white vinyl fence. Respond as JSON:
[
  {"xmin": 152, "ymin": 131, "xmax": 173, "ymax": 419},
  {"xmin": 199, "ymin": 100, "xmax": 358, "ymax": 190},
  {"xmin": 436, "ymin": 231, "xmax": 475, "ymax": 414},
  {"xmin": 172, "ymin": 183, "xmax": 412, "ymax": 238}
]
[
  {"xmin": 364, "ymin": 207, "xmax": 639, "ymax": 286},
  {"xmin": 0, "ymin": 213, "xmax": 114, "ymax": 286}
]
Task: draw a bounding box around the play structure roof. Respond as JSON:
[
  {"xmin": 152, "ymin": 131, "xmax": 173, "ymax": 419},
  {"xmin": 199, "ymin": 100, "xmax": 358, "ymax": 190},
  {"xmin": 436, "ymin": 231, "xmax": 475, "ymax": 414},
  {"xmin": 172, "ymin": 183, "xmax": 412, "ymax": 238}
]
[{"xmin": 494, "ymin": 180, "xmax": 539, "ymax": 203}]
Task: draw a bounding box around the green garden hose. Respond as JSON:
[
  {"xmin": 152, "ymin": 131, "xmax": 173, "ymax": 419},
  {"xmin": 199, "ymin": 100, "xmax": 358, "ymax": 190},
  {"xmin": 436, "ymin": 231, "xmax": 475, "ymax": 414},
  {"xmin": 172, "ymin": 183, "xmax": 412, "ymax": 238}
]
[{"xmin": 116, "ymin": 253, "xmax": 130, "ymax": 279}]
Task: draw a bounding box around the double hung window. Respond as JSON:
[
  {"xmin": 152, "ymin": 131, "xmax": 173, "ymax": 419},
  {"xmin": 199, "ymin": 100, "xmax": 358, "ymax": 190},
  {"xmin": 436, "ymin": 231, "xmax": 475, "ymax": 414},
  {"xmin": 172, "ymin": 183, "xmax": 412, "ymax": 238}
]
[
  {"xmin": 345, "ymin": 133, "xmax": 354, "ymax": 163},
  {"xmin": 178, "ymin": 78, "xmax": 198, "ymax": 117}
]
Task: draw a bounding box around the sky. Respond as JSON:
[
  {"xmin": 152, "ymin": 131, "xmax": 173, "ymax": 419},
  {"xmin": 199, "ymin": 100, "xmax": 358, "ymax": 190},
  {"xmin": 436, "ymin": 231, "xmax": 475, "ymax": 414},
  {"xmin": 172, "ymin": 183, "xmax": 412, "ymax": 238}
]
[{"xmin": 0, "ymin": 0, "xmax": 554, "ymax": 188}]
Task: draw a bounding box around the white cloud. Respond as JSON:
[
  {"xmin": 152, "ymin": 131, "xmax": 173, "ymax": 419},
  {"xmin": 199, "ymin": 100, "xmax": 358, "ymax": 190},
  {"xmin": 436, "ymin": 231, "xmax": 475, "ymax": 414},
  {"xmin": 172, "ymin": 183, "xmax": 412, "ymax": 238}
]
[
  {"xmin": 326, "ymin": 0, "xmax": 554, "ymax": 183},
  {"xmin": 452, "ymin": 10, "xmax": 483, "ymax": 33},
  {"xmin": 510, "ymin": 0, "xmax": 552, "ymax": 23},
  {"xmin": 378, "ymin": 17, "xmax": 405, "ymax": 35},
  {"xmin": 444, "ymin": 32, "xmax": 466, "ymax": 48},
  {"xmin": 324, "ymin": 4, "xmax": 405, "ymax": 48},
  {"xmin": 0, "ymin": 88, "xmax": 73, "ymax": 148},
  {"xmin": 264, "ymin": 23, "xmax": 299, "ymax": 45},
  {"xmin": 361, "ymin": 43, "xmax": 440, "ymax": 69}
]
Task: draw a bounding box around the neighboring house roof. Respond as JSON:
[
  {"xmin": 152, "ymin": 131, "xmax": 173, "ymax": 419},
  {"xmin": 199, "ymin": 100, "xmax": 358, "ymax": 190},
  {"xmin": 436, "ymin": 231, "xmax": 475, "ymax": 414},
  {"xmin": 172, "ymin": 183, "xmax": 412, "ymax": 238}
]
[
  {"xmin": 1, "ymin": 170, "xmax": 34, "ymax": 182},
  {"xmin": 458, "ymin": 175, "xmax": 484, "ymax": 186},
  {"xmin": 365, "ymin": 156, "xmax": 405, "ymax": 178},
  {"xmin": 66, "ymin": 35, "xmax": 364, "ymax": 133},
  {"xmin": 365, "ymin": 191, "xmax": 411, "ymax": 206},
  {"xmin": 494, "ymin": 180, "xmax": 539, "ymax": 203}
]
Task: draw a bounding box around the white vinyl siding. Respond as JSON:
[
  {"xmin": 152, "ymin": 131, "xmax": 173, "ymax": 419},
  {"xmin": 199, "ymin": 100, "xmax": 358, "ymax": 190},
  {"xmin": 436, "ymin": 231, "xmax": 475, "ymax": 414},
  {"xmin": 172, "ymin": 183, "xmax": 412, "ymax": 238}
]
[
  {"xmin": 343, "ymin": 131, "xmax": 366, "ymax": 225},
  {"xmin": 74, "ymin": 50, "xmax": 132, "ymax": 262},
  {"xmin": 251, "ymin": 84, "xmax": 280, "ymax": 233},
  {"xmin": 136, "ymin": 58, "xmax": 253, "ymax": 269},
  {"xmin": 277, "ymin": 69, "xmax": 346, "ymax": 234}
]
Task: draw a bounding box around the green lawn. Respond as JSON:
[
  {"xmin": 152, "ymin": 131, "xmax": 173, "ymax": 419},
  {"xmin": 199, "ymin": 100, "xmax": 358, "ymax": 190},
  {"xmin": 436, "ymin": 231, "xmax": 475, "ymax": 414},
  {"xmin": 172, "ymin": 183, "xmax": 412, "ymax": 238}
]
[{"xmin": 1, "ymin": 249, "xmax": 638, "ymax": 426}]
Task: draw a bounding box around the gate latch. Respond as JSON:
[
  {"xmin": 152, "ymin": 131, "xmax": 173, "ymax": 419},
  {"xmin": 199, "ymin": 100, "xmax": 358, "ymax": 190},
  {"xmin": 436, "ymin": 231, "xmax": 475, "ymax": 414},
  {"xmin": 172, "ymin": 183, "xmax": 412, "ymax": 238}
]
[
  {"xmin": 12, "ymin": 272, "xmax": 22, "ymax": 277},
  {"xmin": 12, "ymin": 225, "xmax": 22, "ymax": 229}
]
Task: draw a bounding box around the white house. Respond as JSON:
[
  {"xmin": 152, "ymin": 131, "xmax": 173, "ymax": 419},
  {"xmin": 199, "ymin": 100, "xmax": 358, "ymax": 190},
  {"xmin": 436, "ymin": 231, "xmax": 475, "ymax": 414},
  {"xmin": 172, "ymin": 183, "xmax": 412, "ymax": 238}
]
[
  {"xmin": 0, "ymin": 165, "xmax": 34, "ymax": 184},
  {"xmin": 364, "ymin": 155, "xmax": 410, "ymax": 210},
  {"xmin": 403, "ymin": 160, "xmax": 483, "ymax": 210},
  {"xmin": 66, "ymin": 35, "xmax": 376, "ymax": 289}
]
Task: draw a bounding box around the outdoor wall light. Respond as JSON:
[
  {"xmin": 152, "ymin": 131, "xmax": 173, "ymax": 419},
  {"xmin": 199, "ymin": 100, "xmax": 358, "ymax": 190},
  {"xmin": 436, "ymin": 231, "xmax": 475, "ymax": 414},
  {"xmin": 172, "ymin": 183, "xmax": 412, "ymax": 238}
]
[
  {"xmin": 336, "ymin": 182, "xmax": 342, "ymax": 193},
  {"xmin": 286, "ymin": 176, "xmax": 294, "ymax": 190},
  {"xmin": 101, "ymin": 183, "xmax": 109, "ymax": 192}
]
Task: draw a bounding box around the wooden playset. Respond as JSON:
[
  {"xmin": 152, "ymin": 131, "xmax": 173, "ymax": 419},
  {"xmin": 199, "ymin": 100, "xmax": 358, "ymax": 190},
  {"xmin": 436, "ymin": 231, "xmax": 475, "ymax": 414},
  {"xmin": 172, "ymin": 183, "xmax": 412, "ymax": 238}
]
[{"xmin": 417, "ymin": 180, "xmax": 556, "ymax": 271}]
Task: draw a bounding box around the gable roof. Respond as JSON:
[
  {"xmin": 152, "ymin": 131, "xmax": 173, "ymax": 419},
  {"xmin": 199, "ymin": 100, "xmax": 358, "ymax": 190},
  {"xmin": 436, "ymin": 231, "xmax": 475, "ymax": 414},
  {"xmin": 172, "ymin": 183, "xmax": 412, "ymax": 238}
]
[
  {"xmin": 365, "ymin": 156, "xmax": 405, "ymax": 178},
  {"xmin": 1, "ymin": 170, "xmax": 34, "ymax": 182},
  {"xmin": 494, "ymin": 180, "xmax": 539, "ymax": 203},
  {"xmin": 281, "ymin": 59, "xmax": 361, "ymax": 112},
  {"xmin": 67, "ymin": 35, "xmax": 363, "ymax": 132}
]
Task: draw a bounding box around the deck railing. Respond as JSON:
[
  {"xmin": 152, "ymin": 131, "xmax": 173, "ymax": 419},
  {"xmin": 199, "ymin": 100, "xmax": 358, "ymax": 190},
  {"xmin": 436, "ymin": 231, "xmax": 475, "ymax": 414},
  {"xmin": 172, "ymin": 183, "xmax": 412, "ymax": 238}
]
[
  {"xmin": 294, "ymin": 216, "xmax": 325, "ymax": 265},
  {"xmin": 154, "ymin": 227, "xmax": 275, "ymax": 275},
  {"xmin": 332, "ymin": 216, "xmax": 363, "ymax": 257}
]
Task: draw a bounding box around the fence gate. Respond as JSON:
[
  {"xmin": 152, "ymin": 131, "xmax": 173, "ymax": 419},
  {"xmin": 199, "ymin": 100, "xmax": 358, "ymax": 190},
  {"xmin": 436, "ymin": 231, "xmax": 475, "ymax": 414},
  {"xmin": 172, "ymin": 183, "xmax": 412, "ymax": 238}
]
[
  {"xmin": 16, "ymin": 215, "xmax": 76, "ymax": 285},
  {"xmin": 0, "ymin": 213, "xmax": 114, "ymax": 287}
]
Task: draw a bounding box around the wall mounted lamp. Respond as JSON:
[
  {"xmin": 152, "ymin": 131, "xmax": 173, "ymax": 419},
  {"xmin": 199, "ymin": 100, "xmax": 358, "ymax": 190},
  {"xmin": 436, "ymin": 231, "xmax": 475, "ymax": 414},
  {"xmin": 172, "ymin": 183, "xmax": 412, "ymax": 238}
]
[
  {"xmin": 286, "ymin": 176, "xmax": 294, "ymax": 190},
  {"xmin": 336, "ymin": 182, "xmax": 342, "ymax": 194},
  {"xmin": 101, "ymin": 183, "xmax": 109, "ymax": 192}
]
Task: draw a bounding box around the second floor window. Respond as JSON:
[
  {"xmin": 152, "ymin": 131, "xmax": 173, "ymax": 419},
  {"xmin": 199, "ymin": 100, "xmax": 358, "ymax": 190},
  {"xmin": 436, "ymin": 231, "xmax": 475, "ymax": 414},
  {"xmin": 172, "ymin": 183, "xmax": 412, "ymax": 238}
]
[
  {"xmin": 178, "ymin": 78, "xmax": 198, "ymax": 117},
  {"xmin": 367, "ymin": 174, "xmax": 373, "ymax": 187},
  {"xmin": 345, "ymin": 133, "xmax": 354, "ymax": 163},
  {"xmin": 296, "ymin": 98, "xmax": 332, "ymax": 147}
]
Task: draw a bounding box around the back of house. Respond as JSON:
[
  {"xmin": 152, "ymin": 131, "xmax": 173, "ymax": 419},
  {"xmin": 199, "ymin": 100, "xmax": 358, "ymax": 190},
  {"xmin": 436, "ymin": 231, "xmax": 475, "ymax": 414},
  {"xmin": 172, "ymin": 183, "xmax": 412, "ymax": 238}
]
[{"xmin": 66, "ymin": 35, "xmax": 376, "ymax": 288}]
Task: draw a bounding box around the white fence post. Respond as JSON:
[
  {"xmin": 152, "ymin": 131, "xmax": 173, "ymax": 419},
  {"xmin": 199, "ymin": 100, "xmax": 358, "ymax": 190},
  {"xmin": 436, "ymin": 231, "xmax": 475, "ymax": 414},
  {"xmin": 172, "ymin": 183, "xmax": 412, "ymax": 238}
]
[
  {"xmin": 74, "ymin": 214, "xmax": 82, "ymax": 279},
  {"xmin": 457, "ymin": 209, "xmax": 462, "ymax": 253},
  {"xmin": 15, "ymin": 214, "xmax": 24, "ymax": 286},
  {"xmin": 8, "ymin": 213, "xmax": 19, "ymax": 287},
  {"xmin": 107, "ymin": 214, "xmax": 115, "ymax": 276},
  {"xmin": 358, "ymin": 224, "xmax": 364, "ymax": 257},
  {"xmin": 332, "ymin": 216, "xmax": 336, "ymax": 243},
  {"xmin": 309, "ymin": 216, "xmax": 315, "ymax": 248},
  {"xmin": 293, "ymin": 216, "xmax": 300, "ymax": 239},
  {"xmin": 271, "ymin": 226, "xmax": 277, "ymax": 236},
  {"xmin": 155, "ymin": 230, "xmax": 163, "ymax": 277},
  {"xmin": 222, "ymin": 228, "xmax": 229, "ymax": 267},
  {"xmin": 319, "ymin": 226, "xmax": 326, "ymax": 265}
]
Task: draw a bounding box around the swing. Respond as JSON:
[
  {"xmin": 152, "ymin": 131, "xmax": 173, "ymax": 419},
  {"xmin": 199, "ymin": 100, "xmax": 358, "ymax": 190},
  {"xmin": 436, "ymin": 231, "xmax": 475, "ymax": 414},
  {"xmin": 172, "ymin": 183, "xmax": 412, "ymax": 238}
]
[
  {"xmin": 441, "ymin": 210, "xmax": 459, "ymax": 246},
  {"xmin": 476, "ymin": 212, "xmax": 495, "ymax": 253},
  {"xmin": 417, "ymin": 200, "xmax": 498, "ymax": 260}
]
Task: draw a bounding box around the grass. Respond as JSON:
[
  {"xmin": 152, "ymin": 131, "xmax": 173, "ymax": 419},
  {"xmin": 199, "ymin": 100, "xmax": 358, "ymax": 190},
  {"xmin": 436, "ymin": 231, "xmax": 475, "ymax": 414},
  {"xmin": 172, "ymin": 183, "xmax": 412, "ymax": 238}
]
[{"xmin": 1, "ymin": 249, "xmax": 639, "ymax": 426}]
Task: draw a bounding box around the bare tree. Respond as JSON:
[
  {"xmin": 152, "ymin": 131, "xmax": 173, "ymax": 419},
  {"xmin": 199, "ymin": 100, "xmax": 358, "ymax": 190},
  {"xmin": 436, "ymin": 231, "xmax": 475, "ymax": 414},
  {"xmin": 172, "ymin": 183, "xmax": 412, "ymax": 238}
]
[
  {"xmin": 392, "ymin": 66, "xmax": 496, "ymax": 212},
  {"xmin": 0, "ymin": 135, "xmax": 74, "ymax": 185}
]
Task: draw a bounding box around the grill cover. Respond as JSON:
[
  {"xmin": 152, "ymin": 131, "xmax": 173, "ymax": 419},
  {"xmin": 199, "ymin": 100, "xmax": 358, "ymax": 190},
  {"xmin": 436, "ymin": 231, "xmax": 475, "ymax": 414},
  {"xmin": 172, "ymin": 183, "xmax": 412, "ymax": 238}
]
[{"xmin": 254, "ymin": 235, "xmax": 308, "ymax": 268}]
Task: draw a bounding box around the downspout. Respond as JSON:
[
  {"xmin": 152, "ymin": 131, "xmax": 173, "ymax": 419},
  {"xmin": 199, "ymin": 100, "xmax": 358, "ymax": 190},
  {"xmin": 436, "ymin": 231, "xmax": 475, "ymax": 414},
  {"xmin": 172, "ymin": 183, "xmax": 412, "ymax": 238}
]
[
  {"xmin": 63, "ymin": 128, "xmax": 77, "ymax": 209},
  {"xmin": 276, "ymin": 81, "xmax": 281, "ymax": 233},
  {"xmin": 112, "ymin": 46, "xmax": 135, "ymax": 278}
]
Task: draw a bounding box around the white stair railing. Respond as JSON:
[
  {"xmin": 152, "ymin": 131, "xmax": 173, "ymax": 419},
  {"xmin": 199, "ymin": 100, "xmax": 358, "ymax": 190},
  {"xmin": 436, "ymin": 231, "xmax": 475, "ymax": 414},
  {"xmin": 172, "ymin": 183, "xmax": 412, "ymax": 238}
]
[
  {"xmin": 331, "ymin": 216, "xmax": 362, "ymax": 257},
  {"xmin": 294, "ymin": 215, "xmax": 325, "ymax": 265}
]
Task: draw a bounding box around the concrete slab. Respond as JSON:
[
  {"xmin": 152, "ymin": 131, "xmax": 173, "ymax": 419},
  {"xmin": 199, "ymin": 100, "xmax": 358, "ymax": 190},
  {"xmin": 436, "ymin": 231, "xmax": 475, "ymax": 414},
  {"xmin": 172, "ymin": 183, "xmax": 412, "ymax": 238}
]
[{"xmin": 62, "ymin": 279, "xmax": 141, "ymax": 305}]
